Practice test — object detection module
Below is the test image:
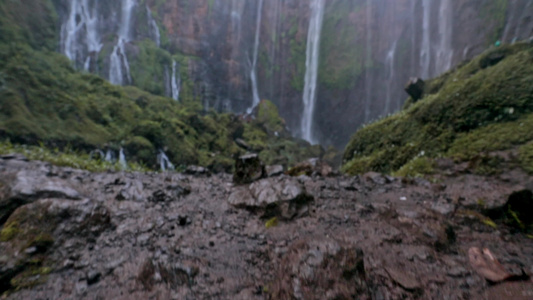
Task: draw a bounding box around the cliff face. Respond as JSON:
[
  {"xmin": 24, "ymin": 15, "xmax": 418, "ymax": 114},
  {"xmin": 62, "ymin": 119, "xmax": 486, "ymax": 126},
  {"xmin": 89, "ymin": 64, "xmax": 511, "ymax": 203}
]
[{"xmin": 16, "ymin": 0, "xmax": 533, "ymax": 147}]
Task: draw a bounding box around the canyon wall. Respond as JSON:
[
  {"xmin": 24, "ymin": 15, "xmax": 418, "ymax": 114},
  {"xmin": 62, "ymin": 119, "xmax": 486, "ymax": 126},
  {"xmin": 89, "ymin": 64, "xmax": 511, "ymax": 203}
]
[{"xmin": 37, "ymin": 0, "xmax": 533, "ymax": 147}]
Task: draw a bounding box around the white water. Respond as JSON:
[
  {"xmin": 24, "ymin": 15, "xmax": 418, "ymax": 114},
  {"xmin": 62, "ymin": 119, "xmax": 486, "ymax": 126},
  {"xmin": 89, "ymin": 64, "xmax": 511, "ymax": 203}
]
[
  {"xmin": 300, "ymin": 0, "xmax": 326, "ymax": 144},
  {"xmin": 61, "ymin": 0, "xmax": 102, "ymax": 70},
  {"xmin": 435, "ymin": 0, "xmax": 453, "ymax": 75},
  {"xmin": 421, "ymin": 0, "xmax": 432, "ymax": 79},
  {"xmin": 109, "ymin": 0, "xmax": 136, "ymax": 85},
  {"xmin": 247, "ymin": 0, "xmax": 264, "ymax": 114},
  {"xmin": 157, "ymin": 150, "xmax": 175, "ymax": 171},
  {"xmin": 105, "ymin": 150, "xmax": 114, "ymax": 162},
  {"xmin": 171, "ymin": 60, "xmax": 181, "ymax": 101},
  {"xmin": 364, "ymin": 0, "xmax": 372, "ymax": 123},
  {"xmin": 385, "ymin": 40, "xmax": 398, "ymax": 114},
  {"xmin": 146, "ymin": 5, "xmax": 160, "ymax": 47},
  {"xmin": 119, "ymin": 148, "xmax": 127, "ymax": 169}
]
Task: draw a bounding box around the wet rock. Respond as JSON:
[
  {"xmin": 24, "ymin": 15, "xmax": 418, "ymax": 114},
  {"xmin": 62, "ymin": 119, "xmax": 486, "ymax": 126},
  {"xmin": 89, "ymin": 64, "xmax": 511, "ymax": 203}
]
[
  {"xmin": 468, "ymin": 247, "xmax": 511, "ymax": 283},
  {"xmin": 185, "ymin": 165, "xmax": 210, "ymax": 176},
  {"xmin": 404, "ymin": 77, "xmax": 425, "ymax": 101},
  {"xmin": 227, "ymin": 177, "xmax": 313, "ymax": 220},
  {"xmin": 233, "ymin": 153, "xmax": 265, "ymax": 184},
  {"xmin": 270, "ymin": 237, "xmax": 368, "ymax": 299},
  {"xmin": 266, "ymin": 165, "xmax": 284, "ymax": 177},
  {"xmin": 0, "ymin": 170, "xmax": 81, "ymax": 224},
  {"xmin": 385, "ymin": 267, "xmax": 421, "ymax": 291}
]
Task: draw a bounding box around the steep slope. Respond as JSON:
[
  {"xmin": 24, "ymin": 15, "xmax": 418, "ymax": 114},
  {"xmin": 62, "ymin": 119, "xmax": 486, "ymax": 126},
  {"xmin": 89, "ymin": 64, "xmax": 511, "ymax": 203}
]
[{"xmin": 342, "ymin": 42, "xmax": 533, "ymax": 176}]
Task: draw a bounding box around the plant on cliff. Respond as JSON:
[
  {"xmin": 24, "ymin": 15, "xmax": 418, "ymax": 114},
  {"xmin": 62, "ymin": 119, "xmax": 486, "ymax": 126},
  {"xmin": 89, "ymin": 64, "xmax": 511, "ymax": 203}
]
[{"xmin": 342, "ymin": 42, "xmax": 533, "ymax": 176}]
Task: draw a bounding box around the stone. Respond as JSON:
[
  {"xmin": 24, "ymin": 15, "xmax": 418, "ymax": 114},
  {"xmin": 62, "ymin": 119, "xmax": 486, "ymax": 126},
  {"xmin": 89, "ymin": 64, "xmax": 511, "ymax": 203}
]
[
  {"xmin": 468, "ymin": 247, "xmax": 510, "ymax": 283},
  {"xmin": 479, "ymin": 51, "xmax": 506, "ymax": 69},
  {"xmin": 385, "ymin": 267, "xmax": 421, "ymax": 291},
  {"xmin": 233, "ymin": 153, "xmax": 265, "ymax": 184},
  {"xmin": 227, "ymin": 177, "xmax": 313, "ymax": 220},
  {"xmin": 185, "ymin": 165, "xmax": 210, "ymax": 176},
  {"xmin": 404, "ymin": 77, "xmax": 425, "ymax": 101},
  {"xmin": 265, "ymin": 165, "xmax": 284, "ymax": 177}
]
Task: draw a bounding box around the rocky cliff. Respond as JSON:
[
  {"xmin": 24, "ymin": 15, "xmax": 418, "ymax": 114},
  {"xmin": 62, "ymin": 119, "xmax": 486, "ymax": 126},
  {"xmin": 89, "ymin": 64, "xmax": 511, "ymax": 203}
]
[{"xmin": 3, "ymin": 0, "xmax": 532, "ymax": 147}]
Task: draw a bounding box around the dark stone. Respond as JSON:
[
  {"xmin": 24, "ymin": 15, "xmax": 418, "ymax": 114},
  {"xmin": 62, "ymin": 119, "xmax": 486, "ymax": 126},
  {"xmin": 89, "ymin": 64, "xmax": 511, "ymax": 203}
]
[
  {"xmin": 505, "ymin": 190, "xmax": 533, "ymax": 226},
  {"xmin": 185, "ymin": 165, "xmax": 210, "ymax": 176},
  {"xmin": 86, "ymin": 270, "xmax": 101, "ymax": 285},
  {"xmin": 233, "ymin": 154, "xmax": 265, "ymax": 185},
  {"xmin": 479, "ymin": 51, "xmax": 506, "ymax": 69},
  {"xmin": 265, "ymin": 165, "xmax": 284, "ymax": 177},
  {"xmin": 178, "ymin": 215, "xmax": 191, "ymax": 226},
  {"xmin": 404, "ymin": 77, "xmax": 425, "ymax": 101}
]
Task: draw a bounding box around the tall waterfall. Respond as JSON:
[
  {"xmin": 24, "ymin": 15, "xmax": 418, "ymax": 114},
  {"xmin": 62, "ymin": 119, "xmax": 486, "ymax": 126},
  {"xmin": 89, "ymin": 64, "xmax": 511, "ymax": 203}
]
[
  {"xmin": 157, "ymin": 150, "xmax": 175, "ymax": 171},
  {"xmin": 364, "ymin": 0, "xmax": 373, "ymax": 123},
  {"xmin": 119, "ymin": 148, "xmax": 128, "ymax": 170},
  {"xmin": 421, "ymin": 0, "xmax": 432, "ymax": 79},
  {"xmin": 147, "ymin": 5, "xmax": 160, "ymax": 47},
  {"xmin": 109, "ymin": 0, "xmax": 136, "ymax": 85},
  {"xmin": 385, "ymin": 40, "xmax": 398, "ymax": 114},
  {"xmin": 300, "ymin": 0, "xmax": 326, "ymax": 144},
  {"xmin": 171, "ymin": 60, "xmax": 181, "ymax": 101},
  {"xmin": 61, "ymin": 0, "xmax": 102, "ymax": 70},
  {"xmin": 247, "ymin": 0, "xmax": 264, "ymax": 114},
  {"xmin": 435, "ymin": 0, "xmax": 453, "ymax": 75}
]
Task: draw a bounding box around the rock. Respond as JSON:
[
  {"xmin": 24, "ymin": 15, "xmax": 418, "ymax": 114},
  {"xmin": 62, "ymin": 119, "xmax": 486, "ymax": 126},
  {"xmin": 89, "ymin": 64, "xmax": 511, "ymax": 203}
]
[
  {"xmin": 234, "ymin": 138, "xmax": 250, "ymax": 150},
  {"xmin": 404, "ymin": 77, "xmax": 425, "ymax": 101},
  {"xmin": 482, "ymin": 281, "xmax": 533, "ymax": 300},
  {"xmin": 227, "ymin": 177, "xmax": 313, "ymax": 219},
  {"xmin": 86, "ymin": 270, "xmax": 101, "ymax": 285},
  {"xmin": 286, "ymin": 158, "xmax": 333, "ymax": 177},
  {"xmin": 0, "ymin": 170, "xmax": 81, "ymax": 224},
  {"xmin": 270, "ymin": 237, "xmax": 368, "ymax": 299},
  {"xmin": 363, "ymin": 171, "xmax": 387, "ymax": 185},
  {"xmin": 479, "ymin": 51, "xmax": 506, "ymax": 69},
  {"xmin": 468, "ymin": 247, "xmax": 511, "ymax": 283},
  {"xmin": 149, "ymin": 190, "xmax": 171, "ymax": 202},
  {"xmin": 233, "ymin": 153, "xmax": 265, "ymax": 184},
  {"xmin": 185, "ymin": 165, "xmax": 210, "ymax": 176},
  {"xmin": 266, "ymin": 165, "xmax": 284, "ymax": 177},
  {"xmin": 385, "ymin": 267, "xmax": 421, "ymax": 291}
]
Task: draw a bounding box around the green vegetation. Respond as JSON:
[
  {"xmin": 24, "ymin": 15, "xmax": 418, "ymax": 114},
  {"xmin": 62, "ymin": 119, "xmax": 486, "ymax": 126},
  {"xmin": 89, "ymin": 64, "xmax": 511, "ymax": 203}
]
[
  {"xmin": 392, "ymin": 156, "xmax": 434, "ymax": 178},
  {"xmin": 343, "ymin": 43, "xmax": 533, "ymax": 175},
  {"xmin": 0, "ymin": 41, "xmax": 321, "ymax": 172},
  {"xmin": 518, "ymin": 142, "xmax": 533, "ymax": 174}
]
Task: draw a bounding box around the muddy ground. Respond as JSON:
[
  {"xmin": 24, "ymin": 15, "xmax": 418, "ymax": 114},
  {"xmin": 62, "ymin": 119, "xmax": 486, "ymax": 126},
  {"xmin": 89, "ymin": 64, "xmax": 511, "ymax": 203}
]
[{"xmin": 0, "ymin": 154, "xmax": 532, "ymax": 299}]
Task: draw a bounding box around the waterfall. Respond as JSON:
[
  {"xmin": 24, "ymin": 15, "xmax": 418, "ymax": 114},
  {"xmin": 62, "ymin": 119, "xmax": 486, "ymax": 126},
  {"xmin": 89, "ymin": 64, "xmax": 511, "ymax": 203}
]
[
  {"xmin": 300, "ymin": 0, "xmax": 326, "ymax": 144},
  {"xmin": 435, "ymin": 0, "xmax": 453, "ymax": 75},
  {"xmin": 146, "ymin": 5, "xmax": 160, "ymax": 47},
  {"xmin": 364, "ymin": 0, "xmax": 372, "ymax": 123},
  {"xmin": 104, "ymin": 149, "xmax": 114, "ymax": 162},
  {"xmin": 61, "ymin": 0, "xmax": 102, "ymax": 70},
  {"xmin": 157, "ymin": 150, "xmax": 175, "ymax": 171},
  {"xmin": 171, "ymin": 60, "xmax": 181, "ymax": 101},
  {"xmin": 119, "ymin": 148, "xmax": 128, "ymax": 169},
  {"xmin": 421, "ymin": 0, "xmax": 432, "ymax": 79},
  {"xmin": 109, "ymin": 0, "xmax": 136, "ymax": 85},
  {"xmin": 247, "ymin": 0, "xmax": 264, "ymax": 114},
  {"xmin": 385, "ymin": 40, "xmax": 398, "ymax": 114}
]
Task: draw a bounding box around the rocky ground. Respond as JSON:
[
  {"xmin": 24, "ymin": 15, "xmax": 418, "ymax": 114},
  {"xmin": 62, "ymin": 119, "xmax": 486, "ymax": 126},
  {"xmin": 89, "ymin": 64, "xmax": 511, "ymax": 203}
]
[{"xmin": 0, "ymin": 154, "xmax": 532, "ymax": 299}]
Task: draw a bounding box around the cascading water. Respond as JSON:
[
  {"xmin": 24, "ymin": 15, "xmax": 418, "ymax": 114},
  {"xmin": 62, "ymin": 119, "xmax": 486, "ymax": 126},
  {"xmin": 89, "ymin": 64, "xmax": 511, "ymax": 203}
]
[
  {"xmin": 300, "ymin": 0, "xmax": 326, "ymax": 144},
  {"xmin": 157, "ymin": 150, "xmax": 175, "ymax": 171},
  {"xmin": 146, "ymin": 5, "xmax": 160, "ymax": 47},
  {"xmin": 385, "ymin": 40, "xmax": 398, "ymax": 114},
  {"xmin": 435, "ymin": 0, "xmax": 453, "ymax": 75},
  {"xmin": 247, "ymin": 0, "xmax": 264, "ymax": 114},
  {"xmin": 171, "ymin": 60, "xmax": 181, "ymax": 101},
  {"xmin": 61, "ymin": 0, "xmax": 102, "ymax": 70},
  {"xmin": 109, "ymin": 0, "xmax": 136, "ymax": 85},
  {"xmin": 119, "ymin": 148, "xmax": 127, "ymax": 169},
  {"xmin": 105, "ymin": 150, "xmax": 114, "ymax": 162},
  {"xmin": 420, "ymin": 0, "xmax": 432, "ymax": 79},
  {"xmin": 364, "ymin": 0, "xmax": 373, "ymax": 123}
]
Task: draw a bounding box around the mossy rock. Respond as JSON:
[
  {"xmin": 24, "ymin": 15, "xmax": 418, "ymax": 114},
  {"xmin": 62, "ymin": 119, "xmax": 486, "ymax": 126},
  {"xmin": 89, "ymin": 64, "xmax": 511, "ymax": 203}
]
[{"xmin": 343, "ymin": 42, "xmax": 533, "ymax": 175}]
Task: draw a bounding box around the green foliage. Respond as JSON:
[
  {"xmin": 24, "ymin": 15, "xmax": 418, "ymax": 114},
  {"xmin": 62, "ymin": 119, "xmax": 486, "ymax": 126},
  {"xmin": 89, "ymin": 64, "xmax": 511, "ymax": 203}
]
[
  {"xmin": 342, "ymin": 43, "xmax": 533, "ymax": 175},
  {"xmin": 256, "ymin": 100, "xmax": 285, "ymax": 133},
  {"xmin": 129, "ymin": 39, "xmax": 172, "ymax": 96}
]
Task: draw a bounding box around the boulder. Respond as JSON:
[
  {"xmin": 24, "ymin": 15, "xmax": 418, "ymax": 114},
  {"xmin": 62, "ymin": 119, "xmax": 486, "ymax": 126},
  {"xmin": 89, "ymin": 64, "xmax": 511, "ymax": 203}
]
[
  {"xmin": 266, "ymin": 165, "xmax": 284, "ymax": 177},
  {"xmin": 404, "ymin": 77, "xmax": 425, "ymax": 101},
  {"xmin": 286, "ymin": 158, "xmax": 333, "ymax": 177},
  {"xmin": 233, "ymin": 154, "xmax": 265, "ymax": 184},
  {"xmin": 227, "ymin": 177, "xmax": 313, "ymax": 219}
]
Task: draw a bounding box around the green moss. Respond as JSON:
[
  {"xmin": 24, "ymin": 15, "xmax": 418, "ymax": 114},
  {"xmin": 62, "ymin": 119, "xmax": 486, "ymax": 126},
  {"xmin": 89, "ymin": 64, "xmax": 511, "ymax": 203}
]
[
  {"xmin": 519, "ymin": 142, "xmax": 533, "ymax": 174},
  {"xmin": 129, "ymin": 39, "xmax": 172, "ymax": 96},
  {"xmin": 392, "ymin": 156, "xmax": 434, "ymax": 178},
  {"xmin": 265, "ymin": 217, "xmax": 278, "ymax": 229},
  {"xmin": 0, "ymin": 220, "xmax": 19, "ymax": 242},
  {"xmin": 343, "ymin": 43, "xmax": 533, "ymax": 175}
]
